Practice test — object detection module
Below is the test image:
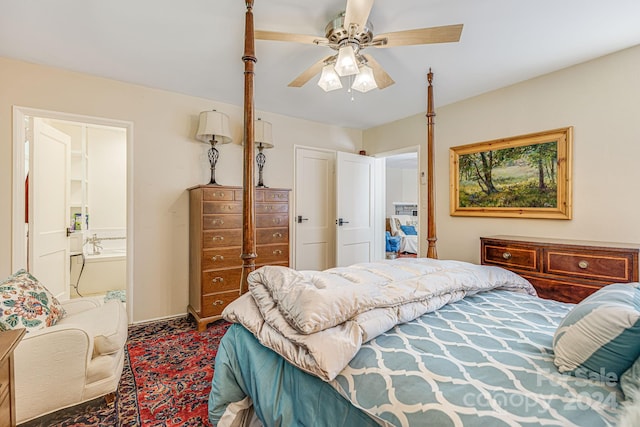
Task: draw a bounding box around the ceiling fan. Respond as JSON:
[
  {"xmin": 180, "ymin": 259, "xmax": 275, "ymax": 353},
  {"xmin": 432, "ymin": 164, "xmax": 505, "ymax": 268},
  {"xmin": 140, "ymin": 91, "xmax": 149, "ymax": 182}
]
[{"xmin": 255, "ymin": 0, "xmax": 463, "ymax": 92}]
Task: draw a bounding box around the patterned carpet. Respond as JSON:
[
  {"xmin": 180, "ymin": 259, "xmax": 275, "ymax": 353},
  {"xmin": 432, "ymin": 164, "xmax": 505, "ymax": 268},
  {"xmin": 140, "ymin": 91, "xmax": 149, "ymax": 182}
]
[{"xmin": 20, "ymin": 317, "xmax": 231, "ymax": 427}]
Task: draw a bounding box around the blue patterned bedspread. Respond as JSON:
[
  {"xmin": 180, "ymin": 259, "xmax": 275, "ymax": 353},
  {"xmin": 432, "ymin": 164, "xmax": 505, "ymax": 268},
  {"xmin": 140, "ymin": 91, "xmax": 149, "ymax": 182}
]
[{"xmin": 332, "ymin": 290, "xmax": 622, "ymax": 427}]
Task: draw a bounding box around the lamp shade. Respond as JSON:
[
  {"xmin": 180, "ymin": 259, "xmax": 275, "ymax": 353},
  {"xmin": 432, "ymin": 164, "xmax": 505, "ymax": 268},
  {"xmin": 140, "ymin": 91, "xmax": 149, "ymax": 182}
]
[
  {"xmin": 334, "ymin": 45, "xmax": 359, "ymax": 77},
  {"xmin": 318, "ymin": 64, "xmax": 343, "ymax": 92},
  {"xmin": 254, "ymin": 119, "xmax": 274, "ymax": 149},
  {"xmin": 351, "ymin": 65, "xmax": 378, "ymax": 93},
  {"xmin": 196, "ymin": 110, "xmax": 232, "ymax": 144}
]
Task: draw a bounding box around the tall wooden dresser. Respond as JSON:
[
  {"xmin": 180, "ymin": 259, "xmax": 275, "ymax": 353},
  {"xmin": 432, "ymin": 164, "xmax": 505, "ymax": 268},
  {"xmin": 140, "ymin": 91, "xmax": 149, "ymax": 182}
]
[
  {"xmin": 188, "ymin": 185, "xmax": 290, "ymax": 331},
  {"xmin": 481, "ymin": 235, "xmax": 640, "ymax": 303}
]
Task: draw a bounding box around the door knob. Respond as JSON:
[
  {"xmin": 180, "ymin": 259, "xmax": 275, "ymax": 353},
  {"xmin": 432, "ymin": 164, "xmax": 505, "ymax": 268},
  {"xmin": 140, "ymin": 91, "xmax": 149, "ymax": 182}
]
[
  {"xmin": 297, "ymin": 215, "xmax": 309, "ymax": 223},
  {"xmin": 337, "ymin": 218, "xmax": 350, "ymax": 226}
]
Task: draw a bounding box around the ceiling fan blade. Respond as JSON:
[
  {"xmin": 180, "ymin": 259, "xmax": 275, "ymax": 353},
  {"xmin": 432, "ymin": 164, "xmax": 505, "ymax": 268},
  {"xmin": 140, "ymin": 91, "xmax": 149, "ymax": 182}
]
[
  {"xmin": 344, "ymin": 0, "xmax": 375, "ymax": 32},
  {"xmin": 288, "ymin": 56, "xmax": 334, "ymax": 88},
  {"xmin": 362, "ymin": 54, "xmax": 394, "ymax": 89},
  {"xmin": 373, "ymin": 24, "xmax": 463, "ymax": 48},
  {"xmin": 256, "ymin": 30, "xmax": 328, "ymax": 45}
]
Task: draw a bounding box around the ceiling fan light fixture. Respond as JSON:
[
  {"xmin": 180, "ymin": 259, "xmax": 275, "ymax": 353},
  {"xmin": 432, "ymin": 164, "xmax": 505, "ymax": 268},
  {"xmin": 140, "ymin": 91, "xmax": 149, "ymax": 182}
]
[
  {"xmin": 318, "ymin": 64, "xmax": 343, "ymax": 92},
  {"xmin": 351, "ymin": 65, "xmax": 378, "ymax": 93},
  {"xmin": 334, "ymin": 45, "xmax": 359, "ymax": 77}
]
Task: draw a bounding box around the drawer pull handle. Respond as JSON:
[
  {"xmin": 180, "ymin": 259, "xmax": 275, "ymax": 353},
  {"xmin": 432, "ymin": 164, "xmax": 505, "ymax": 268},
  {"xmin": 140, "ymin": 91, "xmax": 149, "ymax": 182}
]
[
  {"xmin": 212, "ymin": 219, "xmax": 224, "ymax": 225},
  {"xmin": 502, "ymin": 252, "xmax": 512, "ymax": 260},
  {"xmin": 211, "ymin": 277, "xmax": 224, "ymax": 283},
  {"xmin": 211, "ymin": 255, "xmax": 225, "ymax": 261},
  {"xmin": 212, "ymin": 300, "xmax": 225, "ymax": 306},
  {"xmin": 578, "ymin": 260, "xmax": 589, "ymax": 269},
  {"xmin": 273, "ymin": 249, "xmax": 283, "ymax": 255},
  {"xmin": 273, "ymin": 218, "xmax": 281, "ymax": 224},
  {"xmin": 273, "ymin": 232, "xmax": 282, "ymax": 238},
  {"xmin": 212, "ymin": 236, "xmax": 225, "ymax": 241}
]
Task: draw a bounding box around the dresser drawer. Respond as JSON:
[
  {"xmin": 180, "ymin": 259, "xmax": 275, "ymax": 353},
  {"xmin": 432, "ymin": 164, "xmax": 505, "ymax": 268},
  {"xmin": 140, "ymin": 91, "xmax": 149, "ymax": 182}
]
[
  {"xmin": 202, "ymin": 215, "xmax": 242, "ymax": 230},
  {"xmin": 202, "ymin": 268, "xmax": 243, "ymax": 294},
  {"xmin": 262, "ymin": 190, "xmax": 289, "ymax": 202},
  {"xmin": 257, "ymin": 228, "xmax": 289, "ymax": 245},
  {"xmin": 202, "ymin": 229, "xmax": 242, "ymax": 249},
  {"xmin": 201, "ymin": 247, "xmax": 242, "ymax": 270},
  {"xmin": 256, "ymin": 203, "xmax": 289, "ymax": 214},
  {"xmin": 522, "ymin": 274, "xmax": 603, "ymax": 304},
  {"xmin": 257, "ymin": 244, "xmax": 289, "ymax": 265},
  {"xmin": 257, "ymin": 214, "xmax": 288, "ymax": 228},
  {"xmin": 203, "ymin": 201, "xmax": 242, "ymax": 215},
  {"xmin": 203, "ymin": 188, "xmax": 235, "ymax": 201},
  {"xmin": 482, "ymin": 243, "xmax": 539, "ymax": 272},
  {"xmin": 545, "ymin": 249, "xmax": 635, "ymax": 283},
  {"xmin": 201, "ymin": 291, "xmax": 240, "ymax": 318}
]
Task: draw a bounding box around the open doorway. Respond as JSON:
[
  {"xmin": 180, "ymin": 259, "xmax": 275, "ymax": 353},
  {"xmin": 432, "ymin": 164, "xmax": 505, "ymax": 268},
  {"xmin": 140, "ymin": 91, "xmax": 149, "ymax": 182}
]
[
  {"xmin": 376, "ymin": 147, "xmax": 419, "ymax": 259},
  {"xmin": 12, "ymin": 107, "xmax": 134, "ymax": 318}
]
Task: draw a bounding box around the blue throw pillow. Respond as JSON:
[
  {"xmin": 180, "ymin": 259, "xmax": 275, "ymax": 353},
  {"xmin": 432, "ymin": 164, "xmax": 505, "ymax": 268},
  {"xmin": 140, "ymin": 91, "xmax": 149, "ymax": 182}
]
[
  {"xmin": 553, "ymin": 283, "xmax": 640, "ymax": 383},
  {"xmin": 399, "ymin": 225, "xmax": 417, "ymax": 236}
]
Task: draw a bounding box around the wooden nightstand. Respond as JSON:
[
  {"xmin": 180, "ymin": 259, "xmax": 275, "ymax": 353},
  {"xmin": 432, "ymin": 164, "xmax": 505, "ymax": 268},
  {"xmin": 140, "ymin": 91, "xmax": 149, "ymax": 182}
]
[
  {"xmin": 0, "ymin": 329, "xmax": 26, "ymax": 427},
  {"xmin": 481, "ymin": 235, "xmax": 640, "ymax": 303}
]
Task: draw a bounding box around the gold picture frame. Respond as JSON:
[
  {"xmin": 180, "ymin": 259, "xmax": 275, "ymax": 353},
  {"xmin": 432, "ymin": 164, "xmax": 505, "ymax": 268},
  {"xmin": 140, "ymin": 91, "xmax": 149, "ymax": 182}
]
[{"xmin": 450, "ymin": 127, "xmax": 573, "ymax": 219}]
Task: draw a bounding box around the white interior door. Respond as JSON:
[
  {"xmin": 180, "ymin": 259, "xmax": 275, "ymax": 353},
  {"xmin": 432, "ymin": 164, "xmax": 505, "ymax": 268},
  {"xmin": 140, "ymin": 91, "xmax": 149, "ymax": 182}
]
[
  {"xmin": 294, "ymin": 147, "xmax": 336, "ymax": 270},
  {"xmin": 30, "ymin": 119, "xmax": 71, "ymax": 300},
  {"xmin": 336, "ymin": 151, "xmax": 375, "ymax": 267}
]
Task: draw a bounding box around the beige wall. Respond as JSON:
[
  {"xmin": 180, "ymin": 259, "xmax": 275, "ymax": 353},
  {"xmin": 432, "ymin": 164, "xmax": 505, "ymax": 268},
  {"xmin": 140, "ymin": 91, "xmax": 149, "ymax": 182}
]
[
  {"xmin": 0, "ymin": 57, "xmax": 362, "ymax": 322},
  {"xmin": 365, "ymin": 44, "xmax": 640, "ymax": 262}
]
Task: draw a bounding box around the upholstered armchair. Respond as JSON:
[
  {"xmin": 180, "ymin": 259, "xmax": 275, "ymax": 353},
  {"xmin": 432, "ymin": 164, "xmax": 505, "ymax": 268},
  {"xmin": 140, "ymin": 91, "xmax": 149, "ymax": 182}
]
[{"xmin": 13, "ymin": 297, "xmax": 128, "ymax": 423}]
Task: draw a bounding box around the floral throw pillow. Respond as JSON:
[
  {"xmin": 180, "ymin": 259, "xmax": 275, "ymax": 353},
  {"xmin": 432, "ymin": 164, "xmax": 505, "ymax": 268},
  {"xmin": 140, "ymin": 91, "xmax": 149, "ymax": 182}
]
[{"xmin": 0, "ymin": 269, "xmax": 66, "ymax": 333}]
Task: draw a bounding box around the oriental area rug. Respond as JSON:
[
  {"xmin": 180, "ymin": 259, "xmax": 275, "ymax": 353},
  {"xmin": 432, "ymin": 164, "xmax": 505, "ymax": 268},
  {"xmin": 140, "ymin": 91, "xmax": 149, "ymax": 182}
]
[{"xmin": 21, "ymin": 317, "xmax": 230, "ymax": 427}]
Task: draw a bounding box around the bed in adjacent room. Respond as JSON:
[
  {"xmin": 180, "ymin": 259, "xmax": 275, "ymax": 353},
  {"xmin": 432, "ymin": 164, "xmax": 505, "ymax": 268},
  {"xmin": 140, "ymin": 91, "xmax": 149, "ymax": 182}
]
[{"xmin": 207, "ymin": 2, "xmax": 639, "ymax": 426}]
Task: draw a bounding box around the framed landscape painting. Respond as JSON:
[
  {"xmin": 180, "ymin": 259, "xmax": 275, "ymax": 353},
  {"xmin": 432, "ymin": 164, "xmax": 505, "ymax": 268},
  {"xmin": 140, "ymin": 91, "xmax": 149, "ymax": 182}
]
[{"xmin": 449, "ymin": 127, "xmax": 573, "ymax": 219}]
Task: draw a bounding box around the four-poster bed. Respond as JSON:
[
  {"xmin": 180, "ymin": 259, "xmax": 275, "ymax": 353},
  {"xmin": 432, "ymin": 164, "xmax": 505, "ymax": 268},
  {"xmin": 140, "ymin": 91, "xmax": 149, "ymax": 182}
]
[{"xmin": 207, "ymin": 2, "xmax": 628, "ymax": 426}]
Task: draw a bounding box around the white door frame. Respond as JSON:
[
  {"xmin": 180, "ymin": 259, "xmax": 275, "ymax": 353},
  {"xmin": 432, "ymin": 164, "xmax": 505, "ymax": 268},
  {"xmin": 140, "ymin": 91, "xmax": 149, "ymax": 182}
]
[
  {"xmin": 12, "ymin": 106, "xmax": 135, "ymax": 321},
  {"xmin": 373, "ymin": 145, "xmax": 421, "ymax": 255}
]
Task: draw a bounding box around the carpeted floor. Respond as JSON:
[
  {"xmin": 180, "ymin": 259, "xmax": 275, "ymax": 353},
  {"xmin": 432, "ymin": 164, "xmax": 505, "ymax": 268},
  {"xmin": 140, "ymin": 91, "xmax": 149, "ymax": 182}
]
[{"xmin": 20, "ymin": 316, "xmax": 230, "ymax": 427}]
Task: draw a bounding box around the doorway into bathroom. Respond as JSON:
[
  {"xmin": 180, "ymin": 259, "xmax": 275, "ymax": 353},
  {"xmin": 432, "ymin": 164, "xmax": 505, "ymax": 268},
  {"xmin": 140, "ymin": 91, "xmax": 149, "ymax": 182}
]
[{"xmin": 12, "ymin": 107, "xmax": 133, "ymax": 317}]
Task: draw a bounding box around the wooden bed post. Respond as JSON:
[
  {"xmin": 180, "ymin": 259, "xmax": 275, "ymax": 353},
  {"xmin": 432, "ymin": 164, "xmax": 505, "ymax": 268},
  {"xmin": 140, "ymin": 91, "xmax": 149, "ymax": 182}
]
[
  {"xmin": 426, "ymin": 69, "xmax": 438, "ymax": 259},
  {"xmin": 241, "ymin": 0, "xmax": 257, "ymax": 293}
]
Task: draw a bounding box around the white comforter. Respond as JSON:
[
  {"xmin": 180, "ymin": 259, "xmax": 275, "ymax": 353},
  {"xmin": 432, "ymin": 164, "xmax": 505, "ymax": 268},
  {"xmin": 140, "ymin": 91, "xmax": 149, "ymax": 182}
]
[{"xmin": 222, "ymin": 258, "xmax": 536, "ymax": 382}]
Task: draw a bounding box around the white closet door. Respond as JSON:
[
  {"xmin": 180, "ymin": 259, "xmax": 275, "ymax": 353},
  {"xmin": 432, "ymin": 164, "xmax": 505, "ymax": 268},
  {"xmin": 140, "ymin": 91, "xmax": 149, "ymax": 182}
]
[
  {"xmin": 335, "ymin": 151, "xmax": 375, "ymax": 267},
  {"xmin": 294, "ymin": 147, "xmax": 336, "ymax": 270}
]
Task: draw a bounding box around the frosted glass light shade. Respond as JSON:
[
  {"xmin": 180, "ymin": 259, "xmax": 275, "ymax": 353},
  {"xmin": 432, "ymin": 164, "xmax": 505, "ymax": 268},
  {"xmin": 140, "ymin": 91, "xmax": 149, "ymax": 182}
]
[
  {"xmin": 317, "ymin": 64, "xmax": 343, "ymax": 92},
  {"xmin": 196, "ymin": 110, "xmax": 232, "ymax": 144},
  {"xmin": 334, "ymin": 45, "xmax": 359, "ymax": 77},
  {"xmin": 351, "ymin": 65, "xmax": 378, "ymax": 93}
]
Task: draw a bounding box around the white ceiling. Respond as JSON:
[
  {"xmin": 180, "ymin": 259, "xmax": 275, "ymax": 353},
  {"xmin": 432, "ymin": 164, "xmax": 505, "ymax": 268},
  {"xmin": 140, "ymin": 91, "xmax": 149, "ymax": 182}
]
[{"xmin": 1, "ymin": 0, "xmax": 639, "ymax": 130}]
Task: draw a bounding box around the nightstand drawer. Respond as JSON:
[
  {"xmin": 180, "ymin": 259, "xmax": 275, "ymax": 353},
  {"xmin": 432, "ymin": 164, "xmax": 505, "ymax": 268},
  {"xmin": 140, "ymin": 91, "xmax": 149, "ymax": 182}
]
[
  {"xmin": 545, "ymin": 250, "xmax": 635, "ymax": 283},
  {"xmin": 201, "ymin": 291, "xmax": 240, "ymax": 318},
  {"xmin": 482, "ymin": 243, "xmax": 539, "ymax": 271}
]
